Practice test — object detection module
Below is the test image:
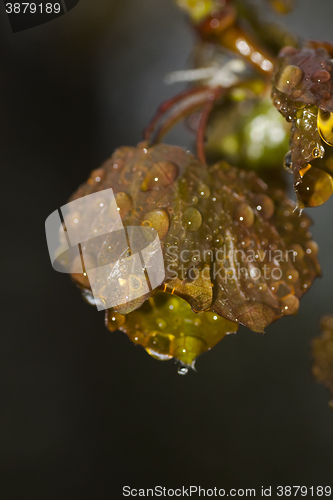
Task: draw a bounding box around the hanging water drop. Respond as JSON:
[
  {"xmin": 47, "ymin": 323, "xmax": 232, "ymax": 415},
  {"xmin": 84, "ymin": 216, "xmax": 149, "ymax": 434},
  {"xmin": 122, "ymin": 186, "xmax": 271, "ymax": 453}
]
[
  {"xmin": 296, "ymin": 167, "xmax": 333, "ymax": 207},
  {"xmin": 317, "ymin": 109, "xmax": 333, "ymax": 147},
  {"xmin": 283, "ymin": 151, "xmax": 293, "ymax": 173},
  {"xmin": 281, "ymin": 295, "xmax": 300, "ymax": 316},
  {"xmin": 174, "ymin": 335, "xmax": 206, "ymax": 364},
  {"xmin": 106, "ymin": 311, "xmax": 126, "ymax": 332},
  {"xmin": 178, "ymin": 366, "xmax": 189, "ymax": 376}
]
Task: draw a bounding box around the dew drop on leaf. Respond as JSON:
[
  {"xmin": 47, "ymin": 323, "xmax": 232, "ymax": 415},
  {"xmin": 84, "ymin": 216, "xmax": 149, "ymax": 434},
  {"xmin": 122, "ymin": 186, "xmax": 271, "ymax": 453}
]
[
  {"xmin": 275, "ymin": 65, "xmax": 304, "ymax": 93},
  {"xmin": 253, "ymin": 194, "xmax": 275, "ymax": 219},
  {"xmin": 183, "ymin": 207, "xmax": 203, "ymax": 232},
  {"xmin": 141, "ymin": 161, "xmax": 178, "ymax": 191},
  {"xmin": 142, "ymin": 209, "xmax": 170, "ymax": 239},
  {"xmin": 234, "ymin": 203, "xmax": 255, "ymax": 228}
]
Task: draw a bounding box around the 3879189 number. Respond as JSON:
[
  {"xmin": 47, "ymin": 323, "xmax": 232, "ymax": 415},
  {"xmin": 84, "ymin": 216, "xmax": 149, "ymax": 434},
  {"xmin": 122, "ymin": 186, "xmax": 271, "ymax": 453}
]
[
  {"xmin": 5, "ymin": 3, "xmax": 61, "ymax": 14},
  {"xmin": 277, "ymin": 486, "xmax": 332, "ymax": 496}
]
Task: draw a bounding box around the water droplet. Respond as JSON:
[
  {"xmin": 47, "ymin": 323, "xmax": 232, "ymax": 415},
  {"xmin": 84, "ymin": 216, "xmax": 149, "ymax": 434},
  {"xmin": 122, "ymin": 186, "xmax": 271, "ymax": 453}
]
[
  {"xmin": 283, "ymin": 151, "xmax": 293, "ymax": 173},
  {"xmin": 318, "ymin": 109, "xmax": 333, "ymax": 147},
  {"xmin": 183, "ymin": 207, "xmax": 203, "ymax": 232},
  {"xmin": 290, "ymin": 244, "xmax": 304, "ymax": 260},
  {"xmin": 275, "ymin": 65, "xmax": 304, "ymax": 93},
  {"xmin": 311, "ymin": 70, "xmax": 331, "ymax": 83},
  {"xmin": 296, "ymin": 167, "xmax": 333, "ymax": 207},
  {"xmin": 178, "ymin": 366, "xmax": 188, "ymax": 376},
  {"xmin": 214, "ymin": 234, "xmax": 224, "ymax": 246},
  {"xmin": 254, "ymin": 194, "xmax": 275, "ymax": 219},
  {"xmin": 240, "ymin": 236, "xmax": 251, "ymax": 248},
  {"xmin": 287, "ymin": 269, "xmax": 299, "ymax": 283},
  {"xmin": 106, "ymin": 311, "xmax": 126, "ymax": 331},
  {"xmin": 281, "ymin": 295, "xmax": 300, "ymax": 316},
  {"xmin": 258, "ymin": 283, "xmax": 268, "ymax": 292},
  {"xmin": 305, "ymin": 241, "xmax": 319, "ymax": 256},
  {"xmin": 174, "ymin": 335, "xmax": 206, "ymax": 365},
  {"xmin": 234, "ymin": 203, "xmax": 254, "ymax": 228},
  {"xmin": 198, "ymin": 183, "xmax": 211, "ymax": 199},
  {"xmin": 312, "ymin": 146, "xmax": 324, "ymax": 159},
  {"xmin": 142, "ymin": 209, "xmax": 170, "ymax": 239},
  {"xmin": 115, "ymin": 192, "xmax": 132, "ymax": 218},
  {"xmin": 66, "ymin": 211, "xmax": 81, "ymax": 229},
  {"xmin": 141, "ymin": 161, "xmax": 178, "ymax": 191},
  {"xmin": 88, "ymin": 168, "xmax": 104, "ymax": 185},
  {"xmin": 156, "ymin": 318, "xmax": 167, "ymax": 330},
  {"xmin": 71, "ymin": 253, "xmax": 96, "ymax": 288},
  {"xmin": 292, "ymin": 89, "xmax": 302, "ymax": 99}
]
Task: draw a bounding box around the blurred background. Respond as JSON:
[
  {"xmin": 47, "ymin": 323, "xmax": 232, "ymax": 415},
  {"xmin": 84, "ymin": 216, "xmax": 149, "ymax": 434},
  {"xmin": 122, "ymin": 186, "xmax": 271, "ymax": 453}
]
[{"xmin": 1, "ymin": 0, "xmax": 333, "ymax": 498}]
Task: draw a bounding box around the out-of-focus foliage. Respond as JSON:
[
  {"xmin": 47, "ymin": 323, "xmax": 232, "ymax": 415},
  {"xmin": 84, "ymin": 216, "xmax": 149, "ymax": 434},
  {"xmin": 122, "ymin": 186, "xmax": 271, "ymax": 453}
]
[
  {"xmin": 174, "ymin": 0, "xmax": 219, "ymax": 22},
  {"xmin": 205, "ymin": 96, "xmax": 290, "ymax": 172},
  {"xmin": 313, "ymin": 316, "xmax": 333, "ymax": 408}
]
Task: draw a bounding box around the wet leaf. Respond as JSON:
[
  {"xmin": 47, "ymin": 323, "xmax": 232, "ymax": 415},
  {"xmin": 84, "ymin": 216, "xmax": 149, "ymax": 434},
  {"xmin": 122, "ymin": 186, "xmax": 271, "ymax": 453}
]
[
  {"xmin": 70, "ymin": 143, "xmax": 320, "ymax": 362},
  {"xmin": 312, "ymin": 316, "xmax": 333, "ymax": 408}
]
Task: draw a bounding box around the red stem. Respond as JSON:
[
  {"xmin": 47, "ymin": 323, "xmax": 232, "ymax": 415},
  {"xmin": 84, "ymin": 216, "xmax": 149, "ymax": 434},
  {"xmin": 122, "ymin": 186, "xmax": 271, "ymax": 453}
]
[
  {"xmin": 196, "ymin": 87, "xmax": 224, "ymax": 165},
  {"xmin": 154, "ymin": 90, "xmax": 215, "ymax": 144},
  {"xmin": 144, "ymin": 85, "xmax": 211, "ymax": 143}
]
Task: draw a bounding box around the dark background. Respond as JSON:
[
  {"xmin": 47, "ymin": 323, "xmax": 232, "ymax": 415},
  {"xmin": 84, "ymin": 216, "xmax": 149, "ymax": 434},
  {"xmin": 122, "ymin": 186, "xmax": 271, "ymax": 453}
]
[{"xmin": 1, "ymin": 0, "xmax": 333, "ymax": 498}]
